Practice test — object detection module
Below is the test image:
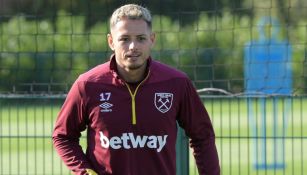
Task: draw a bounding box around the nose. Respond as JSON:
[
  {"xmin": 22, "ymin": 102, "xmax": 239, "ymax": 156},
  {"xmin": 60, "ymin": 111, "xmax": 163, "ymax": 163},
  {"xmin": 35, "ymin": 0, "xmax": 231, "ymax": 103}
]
[{"xmin": 129, "ymin": 41, "xmax": 137, "ymax": 50}]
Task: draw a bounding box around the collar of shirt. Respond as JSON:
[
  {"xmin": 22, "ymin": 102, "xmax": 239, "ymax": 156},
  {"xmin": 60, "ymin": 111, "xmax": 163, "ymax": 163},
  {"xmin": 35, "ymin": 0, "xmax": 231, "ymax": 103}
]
[{"xmin": 109, "ymin": 54, "xmax": 152, "ymax": 85}]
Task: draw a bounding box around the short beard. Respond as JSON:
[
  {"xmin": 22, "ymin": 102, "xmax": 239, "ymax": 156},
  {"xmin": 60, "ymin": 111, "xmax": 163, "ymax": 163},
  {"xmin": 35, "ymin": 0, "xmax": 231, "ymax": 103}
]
[{"xmin": 127, "ymin": 62, "xmax": 146, "ymax": 70}]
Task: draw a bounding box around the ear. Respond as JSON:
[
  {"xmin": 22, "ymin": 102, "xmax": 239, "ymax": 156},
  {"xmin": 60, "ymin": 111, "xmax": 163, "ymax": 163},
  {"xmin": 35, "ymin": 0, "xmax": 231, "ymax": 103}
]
[
  {"xmin": 150, "ymin": 32, "xmax": 156, "ymax": 48},
  {"xmin": 107, "ymin": 33, "xmax": 115, "ymax": 51}
]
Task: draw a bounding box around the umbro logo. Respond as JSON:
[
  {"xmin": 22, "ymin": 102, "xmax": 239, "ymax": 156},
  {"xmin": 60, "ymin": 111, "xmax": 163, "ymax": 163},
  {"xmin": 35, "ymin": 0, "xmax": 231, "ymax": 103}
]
[
  {"xmin": 100, "ymin": 102, "xmax": 113, "ymax": 112},
  {"xmin": 99, "ymin": 92, "xmax": 113, "ymax": 112}
]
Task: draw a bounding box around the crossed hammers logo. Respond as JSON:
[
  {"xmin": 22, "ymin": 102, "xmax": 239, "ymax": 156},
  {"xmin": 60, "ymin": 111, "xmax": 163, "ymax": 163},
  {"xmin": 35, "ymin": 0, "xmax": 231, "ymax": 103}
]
[
  {"xmin": 154, "ymin": 93, "xmax": 173, "ymax": 113},
  {"xmin": 158, "ymin": 98, "xmax": 170, "ymax": 109}
]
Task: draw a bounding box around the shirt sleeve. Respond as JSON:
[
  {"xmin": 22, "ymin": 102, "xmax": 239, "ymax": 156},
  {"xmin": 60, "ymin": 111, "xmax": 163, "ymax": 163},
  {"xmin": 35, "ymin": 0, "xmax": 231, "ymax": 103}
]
[
  {"xmin": 52, "ymin": 78, "xmax": 93, "ymax": 175},
  {"xmin": 177, "ymin": 79, "xmax": 220, "ymax": 175}
]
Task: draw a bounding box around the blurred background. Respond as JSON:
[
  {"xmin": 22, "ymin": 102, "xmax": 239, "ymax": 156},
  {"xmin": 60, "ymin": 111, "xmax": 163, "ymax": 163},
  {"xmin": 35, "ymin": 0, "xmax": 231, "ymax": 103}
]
[
  {"xmin": 0, "ymin": 0, "xmax": 306, "ymax": 94},
  {"xmin": 0, "ymin": 0, "xmax": 307, "ymax": 175}
]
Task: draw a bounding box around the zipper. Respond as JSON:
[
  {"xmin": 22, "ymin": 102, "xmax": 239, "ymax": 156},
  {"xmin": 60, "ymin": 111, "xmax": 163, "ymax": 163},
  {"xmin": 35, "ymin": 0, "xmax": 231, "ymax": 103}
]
[{"xmin": 125, "ymin": 71, "xmax": 150, "ymax": 125}]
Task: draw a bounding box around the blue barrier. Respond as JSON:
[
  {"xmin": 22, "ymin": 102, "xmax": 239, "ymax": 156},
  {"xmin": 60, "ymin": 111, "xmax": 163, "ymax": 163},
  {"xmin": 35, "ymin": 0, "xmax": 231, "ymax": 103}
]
[{"xmin": 244, "ymin": 16, "xmax": 292, "ymax": 170}]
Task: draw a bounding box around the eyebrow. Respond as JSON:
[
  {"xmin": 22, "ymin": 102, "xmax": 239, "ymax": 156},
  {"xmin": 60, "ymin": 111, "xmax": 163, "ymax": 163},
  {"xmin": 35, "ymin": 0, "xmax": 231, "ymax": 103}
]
[{"xmin": 118, "ymin": 34, "xmax": 147, "ymax": 38}]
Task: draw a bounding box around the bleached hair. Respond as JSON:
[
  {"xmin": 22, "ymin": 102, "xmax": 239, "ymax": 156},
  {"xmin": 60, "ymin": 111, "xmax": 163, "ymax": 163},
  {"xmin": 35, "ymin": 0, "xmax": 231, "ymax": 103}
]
[{"xmin": 110, "ymin": 4, "xmax": 152, "ymax": 30}]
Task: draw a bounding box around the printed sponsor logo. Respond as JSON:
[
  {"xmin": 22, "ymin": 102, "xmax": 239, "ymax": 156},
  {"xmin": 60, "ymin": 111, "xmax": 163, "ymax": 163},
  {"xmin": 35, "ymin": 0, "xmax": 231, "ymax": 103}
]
[
  {"xmin": 99, "ymin": 102, "xmax": 113, "ymax": 112},
  {"xmin": 99, "ymin": 132, "xmax": 168, "ymax": 153},
  {"xmin": 154, "ymin": 93, "xmax": 173, "ymax": 113}
]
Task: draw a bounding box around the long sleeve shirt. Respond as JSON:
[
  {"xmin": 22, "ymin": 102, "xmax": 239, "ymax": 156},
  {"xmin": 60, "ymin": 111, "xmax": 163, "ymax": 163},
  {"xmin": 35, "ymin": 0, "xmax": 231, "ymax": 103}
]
[{"xmin": 52, "ymin": 55, "xmax": 220, "ymax": 175}]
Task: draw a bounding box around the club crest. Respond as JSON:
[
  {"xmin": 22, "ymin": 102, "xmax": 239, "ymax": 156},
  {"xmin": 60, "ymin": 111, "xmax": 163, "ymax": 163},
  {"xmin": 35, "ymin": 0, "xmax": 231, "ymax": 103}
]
[{"xmin": 154, "ymin": 93, "xmax": 173, "ymax": 113}]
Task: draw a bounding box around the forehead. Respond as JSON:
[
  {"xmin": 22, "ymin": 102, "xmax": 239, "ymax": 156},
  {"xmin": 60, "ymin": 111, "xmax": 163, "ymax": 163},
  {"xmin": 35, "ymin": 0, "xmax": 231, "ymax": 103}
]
[{"xmin": 111, "ymin": 18, "xmax": 150, "ymax": 36}]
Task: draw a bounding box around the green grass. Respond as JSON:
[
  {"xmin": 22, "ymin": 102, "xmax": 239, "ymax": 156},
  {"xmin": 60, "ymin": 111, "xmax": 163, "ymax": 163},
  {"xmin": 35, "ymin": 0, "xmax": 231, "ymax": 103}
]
[
  {"xmin": 1, "ymin": 97, "xmax": 307, "ymax": 175},
  {"xmin": 195, "ymin": 97, "xmax": 307, "ymax": 175}
]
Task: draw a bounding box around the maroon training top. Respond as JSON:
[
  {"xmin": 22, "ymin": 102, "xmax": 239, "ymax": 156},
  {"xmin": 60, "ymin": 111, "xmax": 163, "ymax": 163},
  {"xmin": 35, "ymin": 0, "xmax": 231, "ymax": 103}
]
[{"xmin": 52, "ymin": 55, "xmax": 220, "ymax": 175}]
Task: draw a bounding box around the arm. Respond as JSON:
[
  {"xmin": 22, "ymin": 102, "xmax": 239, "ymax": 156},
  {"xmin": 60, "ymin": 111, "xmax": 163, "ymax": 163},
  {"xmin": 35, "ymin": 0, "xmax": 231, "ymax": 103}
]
[
  {"xmin": 52, "ymin": 80, "xmax": 95, "ymax": 175},
  {"xmin": 177, "ymin": 79, "xmax": 220, "ymax": 175}
]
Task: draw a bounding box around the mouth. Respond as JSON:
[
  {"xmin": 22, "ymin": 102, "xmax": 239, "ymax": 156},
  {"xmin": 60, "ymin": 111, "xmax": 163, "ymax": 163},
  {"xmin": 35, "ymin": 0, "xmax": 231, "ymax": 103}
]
[{"xmin": 125, "ymin": 53, "xmax": 141, "ymax": 60}]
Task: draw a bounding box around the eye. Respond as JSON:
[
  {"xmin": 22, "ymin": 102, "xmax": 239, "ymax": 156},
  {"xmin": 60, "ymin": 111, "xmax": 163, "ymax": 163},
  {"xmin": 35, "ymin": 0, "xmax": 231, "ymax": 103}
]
[
  {"xmin": 119, "ymin": 37, "xmax": 129, "ymax": 42},
  {"xmin": 137, "ymin": 36, "xmax": 147, "ymax": 42}
]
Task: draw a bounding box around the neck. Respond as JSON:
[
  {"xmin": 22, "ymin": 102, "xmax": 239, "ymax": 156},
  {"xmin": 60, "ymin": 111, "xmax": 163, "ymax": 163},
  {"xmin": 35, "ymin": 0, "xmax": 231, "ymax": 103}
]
[{"xmin": 117, "ymin": 64, "xmax": 147, "ymax": 83}]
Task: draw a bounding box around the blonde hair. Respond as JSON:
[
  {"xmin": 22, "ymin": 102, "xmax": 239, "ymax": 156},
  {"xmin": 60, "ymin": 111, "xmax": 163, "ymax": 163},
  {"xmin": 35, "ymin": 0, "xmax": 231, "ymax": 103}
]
[{"xmin": 110, "ymin": 4, "xmax": 152, "ymax": 30}]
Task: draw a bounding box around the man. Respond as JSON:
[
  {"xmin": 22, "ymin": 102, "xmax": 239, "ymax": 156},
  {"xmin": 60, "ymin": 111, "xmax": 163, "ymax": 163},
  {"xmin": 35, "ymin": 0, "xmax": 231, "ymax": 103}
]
[{"xmin": 53, "ymin": 4, "xmax": 220, "ymax": 175}]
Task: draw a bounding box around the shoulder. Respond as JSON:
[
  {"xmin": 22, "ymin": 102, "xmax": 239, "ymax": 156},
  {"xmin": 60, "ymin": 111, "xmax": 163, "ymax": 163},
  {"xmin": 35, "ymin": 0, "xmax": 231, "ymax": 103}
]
[
  {"xmin": 149, "ymin": 60, "xmax": 197, "ymax": 99},
  {"xmin": 76, "ymin": 61, "xmax": 112, "ymax": 83},
  {"xmin": 150, "ymin": 60, "xmax": 189, "ymax": 81}
]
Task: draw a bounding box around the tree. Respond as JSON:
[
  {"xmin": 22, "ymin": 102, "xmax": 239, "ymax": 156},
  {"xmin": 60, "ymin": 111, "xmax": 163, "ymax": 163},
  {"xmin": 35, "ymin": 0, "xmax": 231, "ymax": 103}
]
[{"xmin": 0, "ymin": 0, "xmax": 249, "ymax": 29}]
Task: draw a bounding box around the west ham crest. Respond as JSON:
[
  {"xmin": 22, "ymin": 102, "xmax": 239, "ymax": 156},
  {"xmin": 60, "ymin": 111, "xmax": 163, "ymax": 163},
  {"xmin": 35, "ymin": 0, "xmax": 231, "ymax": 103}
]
[{"xmin": 154, "ymin": 93, "xmax": 173, "ymax": 113}]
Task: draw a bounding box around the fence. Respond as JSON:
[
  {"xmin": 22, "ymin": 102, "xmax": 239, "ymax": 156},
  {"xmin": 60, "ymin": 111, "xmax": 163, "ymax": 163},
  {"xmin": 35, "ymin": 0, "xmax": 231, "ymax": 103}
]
[
  {"xmin": 1, "ymin": 94, "xmax": 306, "ymax": 175},
  {"xmin": 1, "ymin": 0, "xmax": 307, "ymax": 94},
  {"xmin": 1, "ymin": 0, "xmax": 307, "ymax": 174}
]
